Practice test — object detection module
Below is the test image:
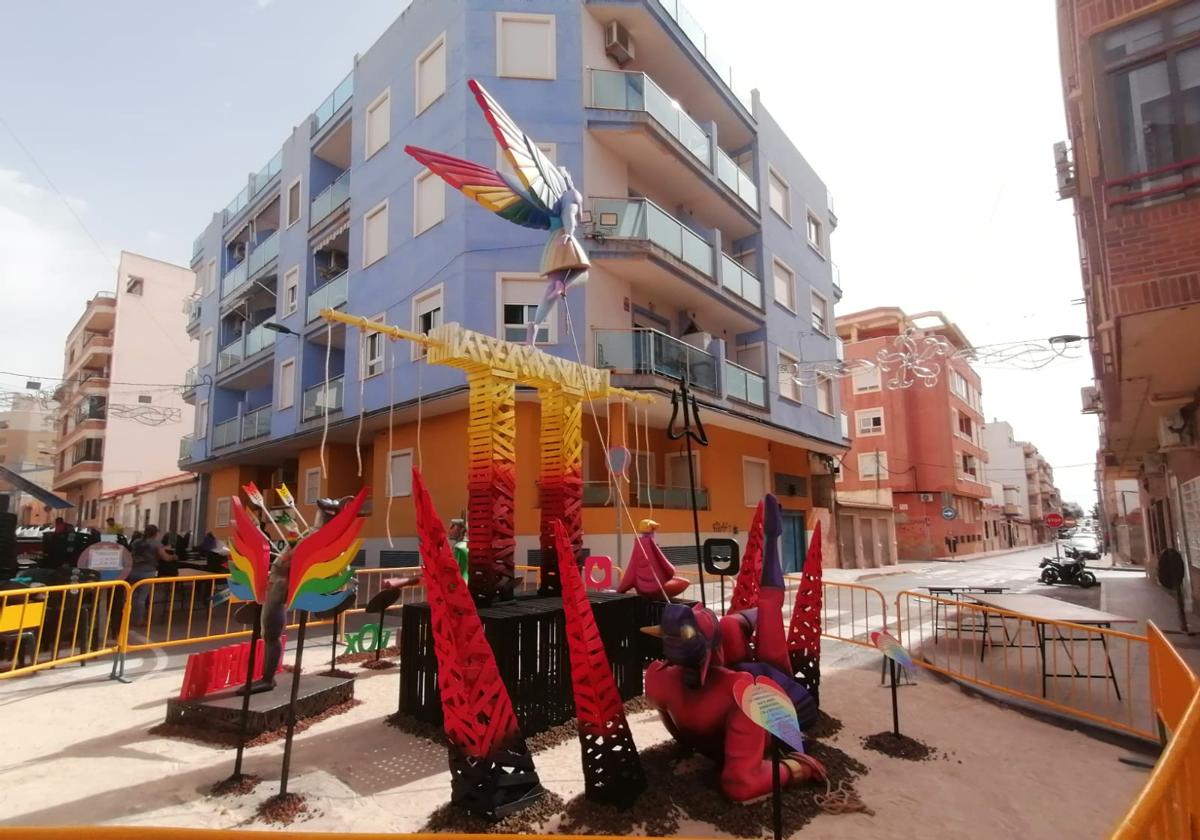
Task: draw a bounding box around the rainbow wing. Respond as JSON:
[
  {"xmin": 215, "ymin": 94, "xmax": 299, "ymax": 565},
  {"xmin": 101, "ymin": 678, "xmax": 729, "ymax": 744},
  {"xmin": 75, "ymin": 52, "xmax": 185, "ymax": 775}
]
[
  {"xmin": 285, "ymin": 487, "xmax": 368, "ymax": 612},
  {"xmin": 405, "ymin": 145, "xmax": 553, "ymax": 230},
  {"xmin": 468, "ymin": 79, "xmax": 566, "ymax": 214},
  {"xmin": 227, "ymin": 497, "xmax": 270, "ymax": 604},
  {"xmin": 871, "ymin": 630, "xmax": 915, "ymax": 670}
]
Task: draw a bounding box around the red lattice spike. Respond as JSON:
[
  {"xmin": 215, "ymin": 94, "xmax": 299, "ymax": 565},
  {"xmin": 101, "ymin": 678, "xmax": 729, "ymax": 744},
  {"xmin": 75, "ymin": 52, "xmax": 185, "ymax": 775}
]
[
  {"xmin": 786, "ymin": 520, "xmax": 824, "ymax": 703},
  {"xmin": 729, "ymin": 500, "xmax": 765, "ymax": 612},
  {"xmin": 553, "ymin": 520, "xmax": 645, "ymax": 806},
  {"xmin": 413, "ymin": 468, "xmax": 520, "ymax": 759}
]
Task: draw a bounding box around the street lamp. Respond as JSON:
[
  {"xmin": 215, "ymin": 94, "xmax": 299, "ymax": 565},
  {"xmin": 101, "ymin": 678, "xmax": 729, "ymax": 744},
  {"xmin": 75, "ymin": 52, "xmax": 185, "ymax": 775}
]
[{"xmin": 263, "ymin": 323, "xmax": 300, "ymax": 337}]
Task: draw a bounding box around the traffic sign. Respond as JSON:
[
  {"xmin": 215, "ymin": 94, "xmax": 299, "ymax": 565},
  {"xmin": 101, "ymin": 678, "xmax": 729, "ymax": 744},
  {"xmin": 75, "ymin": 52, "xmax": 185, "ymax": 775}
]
[
  {"xmin": 1045, "ymin": 512, "xmax": 1064, "ymax": 529},
  {"xmin": 941, "ymin": 507, "xmax": 957, "ymax": 521}
]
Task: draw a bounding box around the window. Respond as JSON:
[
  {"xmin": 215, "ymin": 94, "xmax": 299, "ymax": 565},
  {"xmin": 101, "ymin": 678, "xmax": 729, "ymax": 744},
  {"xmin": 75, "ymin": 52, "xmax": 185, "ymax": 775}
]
[
  {"xmin": 816, "ymin": 375, "xmax": 834, "ymax": 415},
  {"xmin": 197, "ymin": 400, "xmax": 209, "ymax": 438},
  {"xmin": 950, "ymin": 369, "xmax": 969, "ymax": 400},
  {"xmin": 362, "ymin": 316, "xmax": 385, "ymax": 378},
  {"xmin": 499, "ymin": 142, "xmax": 555, "ymax": 182},
  {"xmin": 278, "ymin": 358, "xmax": 296, "ymax": 408},
  {"xmin": 856, "ymin": 408, "xmax": 884, "ymax": 436},
  {"xmin": 286, "ymin": 178, "xmax": 302, "ymax": 227},
  {"xmin": 666, "ymin": 451, "xmax": 700, "ymax": 488},
  {"xmin": 282, "ymin": 266, "xmax": 299, "ymax": 316},
  {"xmin": 767, "ymin": 167, "xmax": 790, "ymax": 223},
  {"xmin": 853, "ymin": 365, "xmax": 881, "ymax": 393},
  {"xmin": 957, "ymin": 411, "xmax": 974, "ymax": 441},
  {"xmin": 126, "ymin": 276, "xmax": 144, "ymax": 295},
  {"xmin": 388, "ymin": 449, "xmax": 414, "ymax": 497},
  {"xmin": 303, "ymin": 468, "xmax": 321, "ymax": 505},
  {"xmin": 500, "ymin": 274, "xmax": 555, "ymax": 343},
  {"xmin": 205, "ymin": 259, "xmax": 217, "ymax": 296},
  {"xmin": 215, "ymin": 498, "xmax": 231, "ymax": 527},
  {"xmin": 1101, "ymin": 3, "xmax": 1200, "ymax": 176},
  {"xmin": 497, "ymin": 12, "xmax": 556, "ymax": 79},
  {"xmin": 777, "ymin": 349, "xmax": 802, "ymax": 403},
  {"xmin": 366, "ymin": 88, "xmax": 391, "ymax": 158},
  {"xmin": 742, "ymin": 457, "xmax": 769, "ymax": 507},
  {"xmin": 363, "ymin": 200, "xmax": 389, "ymax": 267},
  {"xmin": 416, "ymin": 34, "xmax": 447, "ymax": 114},
  {"xmin": 414, "ymin": 170, "xmax": 444, "ymax": 235},
  {"xmin": 959, "ymin": 452, "xmax": 980, "ymax": 481},
  {"xmin": 201, "ymin": 329, "xmax": 215, "ymax": 366},
  {"xmin": 806, "ymin": 212, "xmax": 823, "ymax": 253},
  {"xmin": 810, "ymin": 290, "xmax": 829, "ymax": 334},
  {"xmin": 412, "ymin": 286, "xmax": 443, "ymax": 359},
  {"xmin": 772, "ymin": 258, "xmax": 795, "ymax": 311},
  {"xmin": 859, "ymin": 451, "xmax": 888, "ymax": 479}
]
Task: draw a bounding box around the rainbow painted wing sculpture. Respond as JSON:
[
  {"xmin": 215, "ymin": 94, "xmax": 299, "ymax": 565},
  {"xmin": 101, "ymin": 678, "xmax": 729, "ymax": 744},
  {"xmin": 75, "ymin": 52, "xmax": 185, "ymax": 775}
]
[
  {"xmin": 286, "ymin": 487, "xmax": 367, "ymax": 612},
  {"xmin": 404, "ymin": 80, "xmax": 567, "ymax": 232},
  {"xmin": 227, "ymin": 497, "xmax": 271, "ymax": 604},
  {"xmin": 871, "ymin": 630, "xmax": 916, "ymax": 672}
]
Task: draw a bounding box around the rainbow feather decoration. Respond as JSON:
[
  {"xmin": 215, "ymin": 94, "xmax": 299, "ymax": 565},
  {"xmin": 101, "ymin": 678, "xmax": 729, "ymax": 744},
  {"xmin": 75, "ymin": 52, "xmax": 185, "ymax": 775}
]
[
  {"xmin": 871, "ymin": 630, "xmax": 916, "ymax": 673},
  {"xmin": 285, "ymin": 487, "xmax": 367, "ymax": 613},
  {"xmin": 227, "ymin": 496, "xmax": 271, "ymax": 604}
]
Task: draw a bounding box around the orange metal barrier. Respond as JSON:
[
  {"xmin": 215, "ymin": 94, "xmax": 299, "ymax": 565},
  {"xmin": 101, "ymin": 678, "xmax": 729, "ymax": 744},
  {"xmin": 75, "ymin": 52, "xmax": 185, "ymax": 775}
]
[
  {"xmin": 814, "ymin": 579, "xmax": 888, "ymax": 648},
  {"xmin": 894, "ymin": 590, "xmax": 1155, "ymax": 739},
  {"xmin": 1146, "ymin": 620, "xmax": 1199, "ymax": 741},
  {"xmin": 0, "ymin": 580, "xmax": 129, "ymax": 680}
]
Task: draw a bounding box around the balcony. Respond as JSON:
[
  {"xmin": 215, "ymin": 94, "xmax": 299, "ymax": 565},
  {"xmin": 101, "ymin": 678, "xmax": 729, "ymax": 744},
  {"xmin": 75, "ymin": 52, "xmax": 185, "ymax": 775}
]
[
  {"xmin": 217, "ymin": 321, "xmax": 276, "ymax": 374},
  {"xmin": 251, "ymin": 151, "xmax": 282, "ymax": 199},
  {"xmin": 591, "ymin": 69, "xmax": 710, "ymax": 165},
  {"xmin": 831, "ymin": 262, "xmax": 842, "ymax": 301},
  {"xmin": 222, "ymin": 233, "xmax": 279, "ymax": 300},
  {"xmin": 73, "ymin": 332, "xmax": 113, "ymax": 373},
  {"xmin": 591, "ymin": 197, "xmax": 713, "ymax": 275},
  {"xmin": 595, "ymin": 328, "xmax": 718, "ymax": 394},
  {"xmin": 310, "ymin": 171, "xmax": 350, "ymax": 229},
  {"xmin": 183, "ymin": 296, "xmax": 201, "ymax": 328},
  {"xmin": 220, "ymin": 259, "xmax": 248, "ymax": 299},
  {"xmin": 223, "ymin": 150, "xmax": 284, "ymax": 226},
  {"xmin": 307, "ymin": 271, "xmax": 348, "ymax": 323},
  {"xmin": 718, "ymin": 254, "xmax": 762, "ymax": 309},
  {"xmin": 723, "ymin": 359, "xmax": 766, "ymax": 408},
  {"xmin": 223, "ymin": 185, "xmax": 250, "ymax": 225},
  {"xmin": 302, "ymin": 375, "xmax": 345, "ymax": 421},
  {"xmin": 636, "ymin": 484, "xmax": 711, "ymax": 510},
  {"xmin": 179, "ymin": 434, "xmax": 193, "ymax": 464},
  {"xmin": 193, "ymin": 235, "xmax": 204, "ymax": 260},
  {"xmin": 312, "ymin": 71, "xmax": 353, "ymax": 136},
  {"xmin": 241, "ymin": 405, "xmax": 272, "ymax": 442},
  {"xmin": 212, "ymin": 418, "xmax": 240, "ymax": 450}
]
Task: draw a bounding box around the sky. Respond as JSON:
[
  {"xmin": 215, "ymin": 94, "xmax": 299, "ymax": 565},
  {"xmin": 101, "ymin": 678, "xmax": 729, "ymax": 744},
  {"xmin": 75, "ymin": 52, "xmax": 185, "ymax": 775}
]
[{"xmin": 0, "ymin": 0, "xmax": 1099, "ymax": 506}]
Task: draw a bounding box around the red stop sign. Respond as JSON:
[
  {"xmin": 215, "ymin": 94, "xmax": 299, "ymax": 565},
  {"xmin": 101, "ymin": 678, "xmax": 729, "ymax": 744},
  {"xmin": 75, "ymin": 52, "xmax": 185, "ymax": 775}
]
[{"xmin": 1046, "ymin": 513, "xmax": 1064, "ymax": 529}]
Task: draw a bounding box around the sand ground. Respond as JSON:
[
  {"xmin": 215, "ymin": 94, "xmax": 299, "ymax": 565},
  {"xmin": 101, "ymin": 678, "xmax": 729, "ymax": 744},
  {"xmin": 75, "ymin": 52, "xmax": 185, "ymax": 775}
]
[{"xmin": 0, "ymin": 641, "xmax": 1148, "ymax": 838}]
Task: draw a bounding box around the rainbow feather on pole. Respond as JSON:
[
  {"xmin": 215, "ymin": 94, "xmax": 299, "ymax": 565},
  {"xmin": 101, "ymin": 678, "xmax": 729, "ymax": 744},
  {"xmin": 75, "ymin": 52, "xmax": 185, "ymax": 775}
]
[
  {"xmin": 227, "ymin": 497, "xmax": 270, "ymax": 604},
  {"xmin": 285, "ymin": 488, "xmax": 367, "ymax": 612},
  {"xmin": 871, "ymin": 630, "xmax": 916, "ymax": 672}
]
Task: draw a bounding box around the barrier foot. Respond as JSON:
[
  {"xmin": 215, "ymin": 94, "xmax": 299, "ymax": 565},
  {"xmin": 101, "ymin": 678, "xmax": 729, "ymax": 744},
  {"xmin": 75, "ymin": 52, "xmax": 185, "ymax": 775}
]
[{"xmin": 109, "ymin": 652, "xmax": 131, "ymax": 684}]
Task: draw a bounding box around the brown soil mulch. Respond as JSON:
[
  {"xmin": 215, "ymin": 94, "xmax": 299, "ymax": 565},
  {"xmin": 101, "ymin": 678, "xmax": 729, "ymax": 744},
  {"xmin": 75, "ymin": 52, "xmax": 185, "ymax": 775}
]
[
  {"xmin": 807, "ymin": 711, "xmax": 844, "ymax": 740},
  {"xmin": 861, "ymin": 731, "xmax": 937, "ymax": 761},
  {"xmin": 321, "ymin": 668, "xmax": 358, "ymax": 679},
  {"xmin": 148, "ymin": 699, "xmax": 362, "ymax": 749},
  {"xmin": 422, "ymin": 791, "xmax": 566, "ymax": 835},
  {"xmin": 337, "ymin": 645, "xmax": 400, "ymax": 665},
  {"xmin": 360, "ymin": 659, "xmax": 398, "ymax": 670},
  {"xmin": 209, "ymin": 774, "xmax": 262, "ymax": 797},
  {"xmin": 255, "ymin": 792, "xmax": 311, "ymax": 826}
]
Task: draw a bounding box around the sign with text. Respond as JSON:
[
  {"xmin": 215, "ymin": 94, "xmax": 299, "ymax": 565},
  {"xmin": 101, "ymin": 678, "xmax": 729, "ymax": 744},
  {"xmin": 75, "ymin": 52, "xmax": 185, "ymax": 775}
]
[
  {"xmin": 1045, "ymin": 512, "xmax": 1064, "ymax": 529},
  {"xmin": 732, "ymin": 675, "xmax": 805, "ymax": 754}
]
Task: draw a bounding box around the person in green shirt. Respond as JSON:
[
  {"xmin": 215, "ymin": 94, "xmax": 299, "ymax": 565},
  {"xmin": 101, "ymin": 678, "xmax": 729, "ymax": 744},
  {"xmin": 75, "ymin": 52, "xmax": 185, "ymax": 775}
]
[{"xmin": 448, "ymin": 518, "xmax": 469, "ymax": 581}]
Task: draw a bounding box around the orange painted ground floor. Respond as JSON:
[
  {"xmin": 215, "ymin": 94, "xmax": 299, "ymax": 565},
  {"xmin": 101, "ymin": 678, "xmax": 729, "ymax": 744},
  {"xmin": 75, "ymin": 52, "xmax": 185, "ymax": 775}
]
[
  {"xmin": 894, "ymin": 492, "xmax": 987, "ymax": 561},
  {"xmin": 192, "ymin": 396, "xmax": 848, "ymax": 572}
]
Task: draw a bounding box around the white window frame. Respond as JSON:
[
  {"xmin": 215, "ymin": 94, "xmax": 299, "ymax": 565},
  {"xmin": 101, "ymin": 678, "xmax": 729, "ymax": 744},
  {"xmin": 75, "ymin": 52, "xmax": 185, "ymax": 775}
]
[
  {"xmin": 413, "ymin": 169, "xmax": 444, "ymax": 236},
  {"xmin": 365, "ymin": 87, "xmax": 391, "ymax": 159},
  {"xmin": 496, "ymin": 12, "xmax": 557, "ymax": 80},
  {"xmin": 856, "ymin": 407, "xmax": 884, "ymax": 436},
  {"xmin": 388, "ymin": 449, "xmax": 414, "ymax": 498},
  {"xmin": 772, "ymin": 256, "xmax": 796, "ymax": 312},
  {"xmin": 278, "ymin": 357, "xmax": 296, "ymax": 409},
  {"xmin": 201, "ymin": 328, "xmax": 215, "ymax": 366},
  {"xmin": 285, "ymin": 177, "xmax": 302, "ymax": 228},
  {"xmin": 412, "ymin": 284, "xmax": 444, "ymax": 360},
  {"xmin": 853, "ymin": 365, "xmax": 881, "ymax": 393},
  {"xmin": 810, "ymin": 289, "xmax": 830, "ymax": 335},
  {"xmin": 282, "ymin": 266, "xmax": 300, "ymax": 317},
  {"xmin": 777, "ymin": 348, "xmax": 802, "ymax": 404},
  {"xmin": 303, "ymin": 467, "xmax": 321, "ymax": 505},
  {"xmin": 497, "ymin": 272, "xmax": 556, "ymax": 344},
  {"xmin": 415, "ymin": 33, "xmax": 447, "ymax": 115},
  {"xmin": 767, "ymin": 165, "xmax": 791, "ymax": 225},
  {"xmin": 362, "ymin": 312, "xmax": 386, "ymax": 379},
  {"xmin": 816, "ymin": 374, "xmax": 834, "ymax": 416},
  {"xmin": 742, "ymin": 456, "xmax": 770, "ymax": 508},
  {"xmin": 215, "ymin": 497, "xmax": 231, "ymax": 527},
  {"xmin": 665, "ymin": 451, "xmax": 700, "ymax": 488},
  {"xmin": 859, "ymin": 451, "xmax": 888, "ymax": 479},
  {"xmin": 197, "ymin": 400, "xmax": 209, "ymax": 438},
  {"xmin": 806, "ymin": 209, "xmax": 824, "ymax": 255},
  {"xmin": 363, "ymin": 199, "xmax": 389, "ymax": 267}
]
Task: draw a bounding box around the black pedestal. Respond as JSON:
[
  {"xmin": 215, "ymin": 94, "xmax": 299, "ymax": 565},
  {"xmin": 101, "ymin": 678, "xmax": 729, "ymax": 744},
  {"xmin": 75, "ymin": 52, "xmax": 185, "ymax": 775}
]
[{"xmin": 164, "ymin": 675, "xmax": 353, "ymax": 737}]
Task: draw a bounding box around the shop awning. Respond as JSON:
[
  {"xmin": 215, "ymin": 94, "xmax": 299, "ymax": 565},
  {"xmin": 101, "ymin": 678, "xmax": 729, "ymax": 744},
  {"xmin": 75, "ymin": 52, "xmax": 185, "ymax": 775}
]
[{"xmin": 0, "ymin": 465, "xmax": 74, "ymax": 510}]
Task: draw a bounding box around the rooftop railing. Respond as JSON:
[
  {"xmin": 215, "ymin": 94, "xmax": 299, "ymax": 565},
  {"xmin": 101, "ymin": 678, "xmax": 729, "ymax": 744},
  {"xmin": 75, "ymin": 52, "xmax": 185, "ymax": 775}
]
[{"xmin": 312, "ymin": 72, "xmax": 353, "ymax": 135}]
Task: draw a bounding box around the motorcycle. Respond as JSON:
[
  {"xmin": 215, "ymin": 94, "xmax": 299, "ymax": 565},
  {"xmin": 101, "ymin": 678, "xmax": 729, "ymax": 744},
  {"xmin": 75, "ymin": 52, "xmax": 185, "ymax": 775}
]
[{"xmin": 1039, "ymin": 556, "xmax": 1097, "ymax": 588}]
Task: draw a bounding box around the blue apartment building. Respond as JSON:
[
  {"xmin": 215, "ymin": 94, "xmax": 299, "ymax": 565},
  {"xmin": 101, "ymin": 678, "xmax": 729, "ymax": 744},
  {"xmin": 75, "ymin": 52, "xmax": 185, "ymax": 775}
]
[{"xmin": 181, "ymin": 0, "xmax": 847, "ymax": 569}]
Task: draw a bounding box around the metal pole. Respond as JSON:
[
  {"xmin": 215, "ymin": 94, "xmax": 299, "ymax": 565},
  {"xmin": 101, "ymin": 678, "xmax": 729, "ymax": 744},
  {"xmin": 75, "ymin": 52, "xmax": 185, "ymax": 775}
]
[
  {"xmin": 770, "ymin": 738, "xmax": 783, "ymax": 840},
  {"xmin": 685, "ymin": 433, "xmax": 706, "ymax": 606},
  {"xmin": 278, "ymin": 611, "xmax": 308, "ymax": 796},
  {"xmin": 233, "ymin": 621, "xmax": 261, "ymax": 780},
  {"xmin": 890, "ymin": 658, "xmax": 900, "ymax": 737}
]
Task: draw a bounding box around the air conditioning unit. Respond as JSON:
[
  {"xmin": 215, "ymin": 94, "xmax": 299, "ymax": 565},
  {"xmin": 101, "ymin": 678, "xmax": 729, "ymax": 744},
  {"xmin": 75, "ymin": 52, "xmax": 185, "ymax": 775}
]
[
  {"xmin": 919, "ymin": 493, "xmax": 934, "ymax": 502},
  {"xmin": 232, "ymin": 242, "xmax": 247, "ymax": 261},
  {"xmin": 1080, "ymin": 385, "xmax": 1102, "ymax": 414},
  {"xmin": 1158, "ymin": 412, "xmax": 1194, "ymax": 450},
  {"xmin": 605, "ymin": 20, "xmax": 635, "ymax": 66}
]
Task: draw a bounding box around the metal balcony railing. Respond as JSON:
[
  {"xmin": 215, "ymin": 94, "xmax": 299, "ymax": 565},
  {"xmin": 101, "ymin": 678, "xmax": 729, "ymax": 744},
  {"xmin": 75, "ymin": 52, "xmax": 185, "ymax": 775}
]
[
  {"xmin": 310, "ymin": 171, "xmax": 350, "ymax": 228},
  {"xmin": 241, "ymin": 406, "xmax": 272, "ymax": 442},
  {"xmin": 312, "ymin": 72, "xmax": 353, "ymax": 135},
  {"xmin": 724, "ymin": 359, "xmax": 766, "ymax": 407},
  {"xmin": 719, "ymin": 253, "xmax": 763, "ymax": 308},
  {"xmin": 307, "ymin": 270, "xmax": 348, "ymax": 322},
  {"xmin": 590, "ymin": 197, "xmax": 714, "ymax": 277},
  {"xmin": 595, "ymin": 328, "xmax": 718, "ymax": 394},
  {"xmin": 302, "ymin": 375, "xmax": 345, "ymax": 421},
  {"xmin": 212, "ymin": 418, "xmax": 240, "ymax": 450}
]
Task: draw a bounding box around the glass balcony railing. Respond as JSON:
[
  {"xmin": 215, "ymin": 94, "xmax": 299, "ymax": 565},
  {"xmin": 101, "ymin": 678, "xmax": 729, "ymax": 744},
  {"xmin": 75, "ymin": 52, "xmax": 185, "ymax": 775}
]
[
  {"xmin": 252, "ymin": 151, "xmax": 283, "ymax": 197},
  {"xmin": 307, "ymin": 270, "xmax": 348, "ymax": 322},
  {"xmin": 247, "ymin": 231, "xmax": 279, "ymax": 277},
  {"xmin": 312, "ymin": 72, "xmax": 353, "ymax": 135},
  {"xmin": 184, "ymin": 297, "xmax": 201, "ymax": 324},
  {"xmin": 310, "ymin": 171, "xmax": 350, "ymax": 228},
  {"xmin": 302, "ymin": 375, "xmax": 345, "ymax": 421},
  {"xmin": 595, "ymin": 328, "xmax": 718, "ymax": 394},
  {"xmin": 590, "ymin": 197, "xmax": 713, "ymax": 277},
  {"xmin": 192, "ymin": 235, "xmax": 204, "ymax": 259},
  {"xmin": 183, "ymin": 366, "xmax": 199, "ymax": 390},
  {"xmin": 179, "ymin": 434, "xmax": 193, "ymax": 462},
  {"xmin": 244, "ymin": 320, "xmax": 277, "ymax": 357},
  {"xmin": 220, "ymin": 259, "xmax": 247, "ymax": 299},
  {"xmin": 217, "ymin": 322, "xmax": 276, "ymax": 373},
  {"xmin": 212, "ymin": 418, "xmax": 240, "ymax": 450},
  {"xmin": 715, "ymin": 147, "xmax": 758, "ymax": 209},
  {"xmin": 654, "ymin": 0, "xmax": 751, "ymax": 109},
  {"xmin": 223, "ymin": 184, "xmax": 250, "ymax": 224},
  {"xmin": 831, "ymin": 262, "xmax": 842, "ymax": 297},
  {"xmin": 591, "ymin": 70, "xmax": 711, "ymax": 165},
  {"xmin": 636, "ymin": 484, "xmax": 711, "ymax": 510},
  {"xmin": 719, "ymin": 254, "xmax": 763, "ymax": 308},
  {"xmin": 724, "ymin": 359, "xmax": 767, "ymax": 407},
  {"xmin": 216, "ymin": 338, "xmax": 243, "ymax": 373},
  {"xmin": 241, "ymin": 406, "xmax": 272, "ymax": 442}
]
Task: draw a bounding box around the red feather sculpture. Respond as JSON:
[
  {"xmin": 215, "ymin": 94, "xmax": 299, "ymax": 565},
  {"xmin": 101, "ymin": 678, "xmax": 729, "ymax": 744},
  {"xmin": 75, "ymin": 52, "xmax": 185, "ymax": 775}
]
[
  {"xmin": 786, "ymin": 520, "xmax": 824, "ymax": 704},
  {"xmin": 729, "ymin": 500, "xmax": 765, "ymax": 612}
]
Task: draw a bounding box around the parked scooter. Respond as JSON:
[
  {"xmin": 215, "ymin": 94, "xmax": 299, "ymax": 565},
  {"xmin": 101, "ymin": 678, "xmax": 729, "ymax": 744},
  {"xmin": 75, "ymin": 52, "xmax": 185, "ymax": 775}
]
[{"xmin": 1039, "ymin": 555, "xmax": 1097, "ymax": 588}]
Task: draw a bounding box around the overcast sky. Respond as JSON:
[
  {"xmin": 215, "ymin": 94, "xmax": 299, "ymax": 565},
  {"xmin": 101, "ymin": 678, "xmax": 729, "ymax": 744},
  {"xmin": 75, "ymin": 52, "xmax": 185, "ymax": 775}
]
[{"xmin": 0, "ymin": 0, "xmax": 1098, "ymax": 506}]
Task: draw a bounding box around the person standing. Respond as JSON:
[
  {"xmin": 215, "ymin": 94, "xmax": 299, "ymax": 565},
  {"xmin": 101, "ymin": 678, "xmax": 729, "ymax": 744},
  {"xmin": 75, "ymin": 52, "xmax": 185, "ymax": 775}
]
[{"xmin": 128, "ymin": 525, "xmax": 169, "ymax": 626}]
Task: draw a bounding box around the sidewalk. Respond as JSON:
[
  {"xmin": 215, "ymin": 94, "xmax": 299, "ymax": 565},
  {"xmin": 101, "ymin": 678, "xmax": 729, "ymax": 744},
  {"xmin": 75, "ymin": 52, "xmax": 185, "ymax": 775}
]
[{"xmin": 823, "ymin": 561, "xmax": 935, "ymax": 584}]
